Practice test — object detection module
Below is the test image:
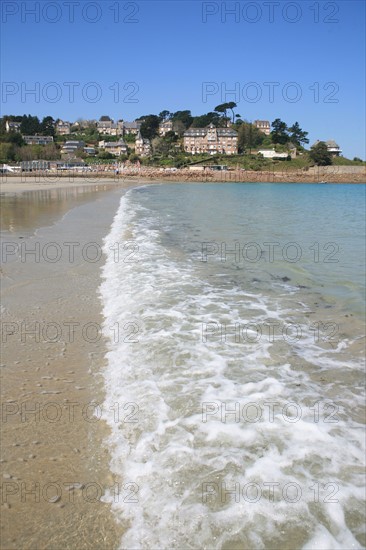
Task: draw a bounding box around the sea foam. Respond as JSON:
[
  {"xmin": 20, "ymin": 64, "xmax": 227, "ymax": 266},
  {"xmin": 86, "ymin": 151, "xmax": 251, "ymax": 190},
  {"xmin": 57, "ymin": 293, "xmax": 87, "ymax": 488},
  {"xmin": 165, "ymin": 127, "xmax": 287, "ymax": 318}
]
[{"xmin": 100, "ymin": 186, "xmax": 365, "ymax": 549}]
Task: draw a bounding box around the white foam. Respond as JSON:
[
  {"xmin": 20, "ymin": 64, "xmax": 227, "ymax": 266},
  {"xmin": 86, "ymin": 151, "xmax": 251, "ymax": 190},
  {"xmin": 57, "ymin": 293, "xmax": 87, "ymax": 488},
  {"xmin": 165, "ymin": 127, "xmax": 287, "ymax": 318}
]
[{"xmin": 99, "ymin": 189, "xmax": 366, "ymax": 549}]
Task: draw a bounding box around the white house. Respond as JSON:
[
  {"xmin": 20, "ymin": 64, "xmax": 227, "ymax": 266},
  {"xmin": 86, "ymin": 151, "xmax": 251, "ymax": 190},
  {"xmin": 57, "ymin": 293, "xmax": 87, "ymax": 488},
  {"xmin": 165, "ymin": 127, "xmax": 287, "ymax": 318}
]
[
  {"xmin": 257, "ymin": 149, "xmax": 289, "ymax": 159},
  {"xmin": 312, "ymin": 140, "xmax": 342, "ymax": 156}
]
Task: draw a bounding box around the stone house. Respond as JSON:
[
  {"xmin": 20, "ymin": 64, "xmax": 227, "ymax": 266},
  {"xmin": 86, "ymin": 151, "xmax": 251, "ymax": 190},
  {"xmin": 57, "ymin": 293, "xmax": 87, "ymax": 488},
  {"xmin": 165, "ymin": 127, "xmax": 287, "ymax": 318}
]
[
  {"xmin": 135, "ymin": 131, "xmax": 151, "ymax": 156},
  {"xmin": 159, "ymin": 120, "xmax": 175, "ymax": 136},
  {"xmin": 55, "ymin": 120, "xmax": 71, "ymax": 135},
  {"xmin": 253, "ymin": 120, "xmax": 271, "ymax": 135},
  {"xmin": 97, "ymin": 120, "xmax": 124, "ymax": 136},
  {"xmin": 183, "ymin": 123, "xmax": 238, "ymax": 155},
  {"xmin": 98, "ymin": 140, "xmax": 128, "ymax": 156}
]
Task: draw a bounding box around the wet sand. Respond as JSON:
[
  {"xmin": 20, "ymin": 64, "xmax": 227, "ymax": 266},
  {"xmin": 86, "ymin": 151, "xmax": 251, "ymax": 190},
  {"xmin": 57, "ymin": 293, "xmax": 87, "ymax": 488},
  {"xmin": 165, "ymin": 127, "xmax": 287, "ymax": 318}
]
[
  {"xmin": 0, "ymin": 179, "xmax": 152, "ymax": 549},
  {"xmin": 0, "ymin": 174, "xmax": 146, "ymax": 194}
]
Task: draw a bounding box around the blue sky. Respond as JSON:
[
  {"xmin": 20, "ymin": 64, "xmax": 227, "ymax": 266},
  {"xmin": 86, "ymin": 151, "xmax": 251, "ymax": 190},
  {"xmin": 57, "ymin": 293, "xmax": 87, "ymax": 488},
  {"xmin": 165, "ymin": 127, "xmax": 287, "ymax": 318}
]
[{"xmin": 1, "ymin": 0, "xmax": 365, "ymax": 158}]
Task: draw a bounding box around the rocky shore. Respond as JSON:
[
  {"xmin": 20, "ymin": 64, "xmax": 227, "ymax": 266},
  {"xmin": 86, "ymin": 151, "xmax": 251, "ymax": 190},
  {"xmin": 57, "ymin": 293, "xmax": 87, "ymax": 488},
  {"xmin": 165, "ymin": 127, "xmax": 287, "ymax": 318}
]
[{"xmin": 4, "ymin": 165, "xmax": 365, "ymax": 186}]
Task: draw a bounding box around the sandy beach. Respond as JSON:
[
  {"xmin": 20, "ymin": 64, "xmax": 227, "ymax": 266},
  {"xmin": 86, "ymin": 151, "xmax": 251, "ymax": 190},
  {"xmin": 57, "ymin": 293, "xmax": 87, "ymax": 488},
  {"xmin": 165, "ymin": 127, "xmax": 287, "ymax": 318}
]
[{"xmin": 0, "ymin": 178, "xmax": 151, "ymax": 549}]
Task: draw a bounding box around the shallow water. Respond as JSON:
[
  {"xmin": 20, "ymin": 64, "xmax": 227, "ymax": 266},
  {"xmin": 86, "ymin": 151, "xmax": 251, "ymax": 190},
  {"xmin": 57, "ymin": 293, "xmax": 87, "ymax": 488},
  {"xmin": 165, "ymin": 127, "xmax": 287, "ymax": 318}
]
[{"xmin": 100, "ymin": 183, "xmax": 365, "ymax": 549}]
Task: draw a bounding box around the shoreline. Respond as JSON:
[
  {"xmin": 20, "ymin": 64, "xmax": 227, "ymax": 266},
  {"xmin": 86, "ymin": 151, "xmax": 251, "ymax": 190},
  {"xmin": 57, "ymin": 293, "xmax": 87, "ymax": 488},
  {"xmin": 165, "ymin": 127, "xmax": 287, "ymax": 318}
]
[{"xmin": 0, "ymin": 183, "xmax": 137, "ymax": 548}]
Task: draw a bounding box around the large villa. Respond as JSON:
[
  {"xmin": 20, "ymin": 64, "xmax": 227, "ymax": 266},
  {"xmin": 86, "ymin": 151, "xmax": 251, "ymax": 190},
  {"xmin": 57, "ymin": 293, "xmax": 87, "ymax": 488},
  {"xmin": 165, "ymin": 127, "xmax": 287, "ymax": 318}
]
[{"xmin": 183, "ymin": 123, "xmax": 238, "ymax": 155}]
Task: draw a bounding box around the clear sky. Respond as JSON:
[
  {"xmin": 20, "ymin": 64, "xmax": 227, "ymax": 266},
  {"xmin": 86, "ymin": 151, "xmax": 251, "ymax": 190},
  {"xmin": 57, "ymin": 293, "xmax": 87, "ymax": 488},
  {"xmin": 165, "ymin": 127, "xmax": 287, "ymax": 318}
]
[{"xmin": 1, "ymin": 0, "xmax": 365, "ymax": 158}]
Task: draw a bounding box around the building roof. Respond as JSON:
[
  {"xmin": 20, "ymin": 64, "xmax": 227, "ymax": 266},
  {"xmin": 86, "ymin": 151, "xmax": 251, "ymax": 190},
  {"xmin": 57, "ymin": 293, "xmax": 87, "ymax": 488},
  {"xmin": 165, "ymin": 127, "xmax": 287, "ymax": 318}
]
[
  {"xmin": 97, "ymin": 121, "xmax": 123, "ymax": 129},
  {"xmin": 136, "ymin": 131, "xmax": 150, "ymax": 143},
  {"xmin": 123, "ymin": 121, "xmax": 140, "ymax": 129},
  {"xmin": 23, "ymin": 135, "xmax": 53, "ymax": 141},
  {"xmin": 325, "ymin": 140, "xmax": 340, "ymax": 148},
  {"xmin": 104, "ymin": 141, "xmax": 127, "ymax": 148},
  {"xmin": 64, "ymin": 140, "xmax": 84, "ymax": 146},
  {"xmin": 312, "ymin": 139, "xmax": 341, "ymax": 149},
  {"xmin": 184, "ymin": 124, "xmax": 237, "ymax": 137}
]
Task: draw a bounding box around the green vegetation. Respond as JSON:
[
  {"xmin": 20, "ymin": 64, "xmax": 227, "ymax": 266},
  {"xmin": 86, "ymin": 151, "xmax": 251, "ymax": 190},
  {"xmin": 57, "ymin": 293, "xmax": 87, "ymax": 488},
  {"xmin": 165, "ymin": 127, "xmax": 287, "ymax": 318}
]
[
  {"xmin": 124, "ymin": 133, "xmax": 136, "ymax": 143},
  {"xmin": 0, "ymin": 143, "xmax": 15, "ymax": 163},
  {"xmin": 309, "ymin": 141, "xmax": 333, "ymax": 166},
  {"xmin": 333, "ymin": 156, "xmax": 366, "ymax": 166},
  {"xmin": 271, "ymin": 118, "xmax": 308, "ymax": 146},
  {"xmin": 0, "ymin": 114, "xmax": 55, "ymax": 136},
  {"xmin": 128, "ymin": 153, "xmax": 140, "ymax": 163},
  {"xmin": 97, "ymin": 151, "xmax": 115, "ymax": 160},
  {"xmin": 191, "ymin": 112, "xmax": 223, "ymax": 128},
  {"xmin": 288, "ymin": 122, "xmax": 309, "ymax": 147},
  {"xmin": 214, "ymin": 102, "xmax": 241, "ymax": 125},
  {"xmin": 137, "ymin": 114, "xmax": 161, "ymax": 140},
  {"xmin": 96, "ymin": 135, "xmax": 119, "ymax": 142},
  {"xmin": 0, "ymin": 141, "xmax": 60, "ymax": 163},
  {"xmin": 237, "ymin": 122, "xmax": 265, "ymax": 152}
]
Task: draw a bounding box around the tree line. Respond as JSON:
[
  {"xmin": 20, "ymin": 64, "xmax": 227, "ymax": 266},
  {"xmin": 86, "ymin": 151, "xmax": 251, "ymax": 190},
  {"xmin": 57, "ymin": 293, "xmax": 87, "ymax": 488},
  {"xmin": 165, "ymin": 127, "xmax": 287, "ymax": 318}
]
[{"xmin": 1, "ymin": 115, "xmax": 56, "ymax": 136}]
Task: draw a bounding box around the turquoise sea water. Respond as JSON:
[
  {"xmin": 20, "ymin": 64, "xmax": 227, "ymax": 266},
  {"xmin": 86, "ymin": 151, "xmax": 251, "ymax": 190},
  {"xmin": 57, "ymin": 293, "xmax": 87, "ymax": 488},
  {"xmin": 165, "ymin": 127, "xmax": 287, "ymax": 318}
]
[{"xmin": 100, "ymin": 183, "xmax": 365, "ymax": 549}]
